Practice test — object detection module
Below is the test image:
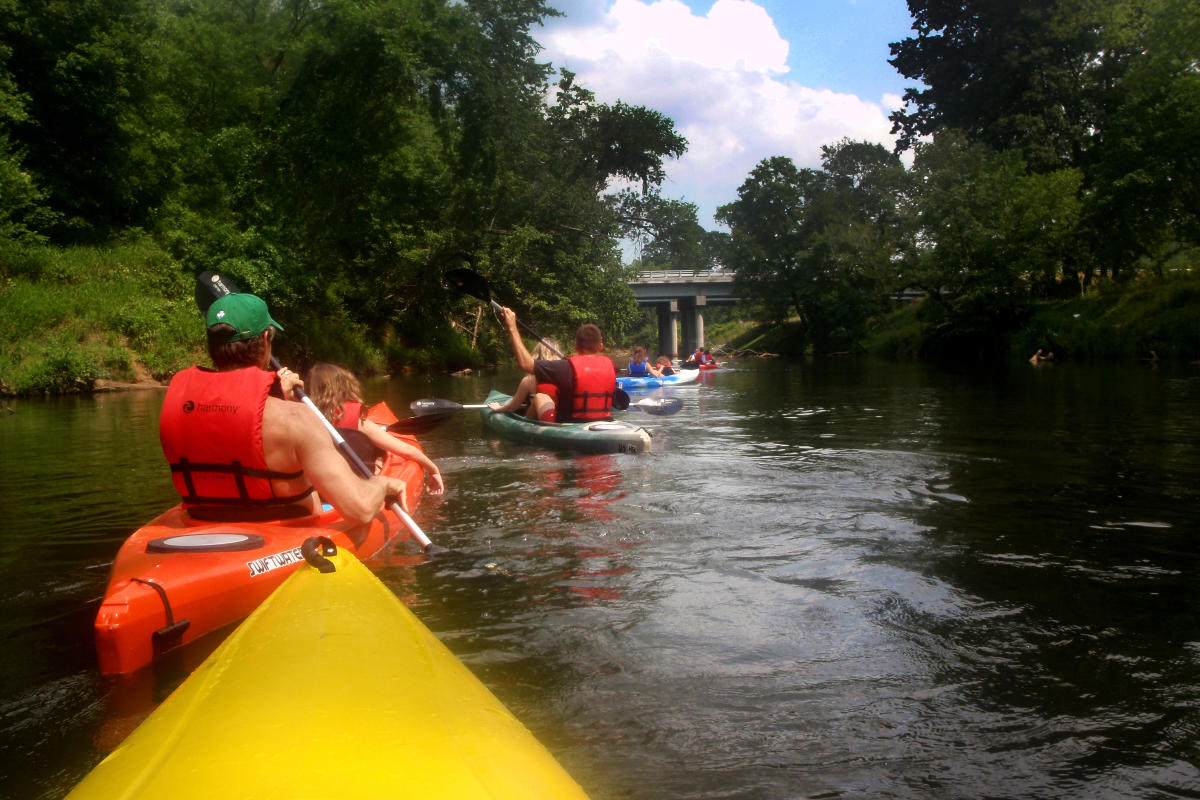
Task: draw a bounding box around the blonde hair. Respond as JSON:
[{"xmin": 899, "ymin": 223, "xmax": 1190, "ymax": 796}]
[
  {"xmin": 532, "ymin": 338, "xmax": 562, "ymax": 360},
  {"xmin": 307, "ymin": 362, "xmax": 363, "ymax": 425}
]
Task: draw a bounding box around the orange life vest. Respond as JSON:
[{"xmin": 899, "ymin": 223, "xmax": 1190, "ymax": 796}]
[
  {"xmin": 159, "ymin": 366, "xmax": 313, "ymax": 509},
  {"xmin": 567, "ymin": 355, "xmax": 616, "ymax": 421}
]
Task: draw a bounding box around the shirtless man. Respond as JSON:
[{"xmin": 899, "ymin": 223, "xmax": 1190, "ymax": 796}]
[{"xmin": 159, "ymin": 293, "xmax": 407, "ymax": 524}]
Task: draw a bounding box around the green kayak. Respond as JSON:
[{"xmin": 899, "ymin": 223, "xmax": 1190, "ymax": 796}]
[{"xmin": 481, "ymin": 390, "xmax": 652, "ymax": 454}]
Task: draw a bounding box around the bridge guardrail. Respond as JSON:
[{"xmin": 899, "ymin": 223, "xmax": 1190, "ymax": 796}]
[{"xmin": 632, "ymin": 270, "xmax": 734, "ymax": 281}]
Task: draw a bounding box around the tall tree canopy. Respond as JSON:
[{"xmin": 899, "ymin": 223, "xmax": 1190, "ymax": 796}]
[
  {"xmin": 0, "ymin": 0, "xmax": 690, "ymax": 361},
  {"xmin": 717, "ymin": 142, "xmax": 909, "ymax": 353}
]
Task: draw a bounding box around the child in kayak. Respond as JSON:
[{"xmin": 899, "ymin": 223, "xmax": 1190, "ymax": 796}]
[
  {"xmin": 488, "ymin": 339, "xmax": 562, "ymax": 421},
  {"xmin": 627, "ymin": 346, "xmax": 663, "ymax": 378},
  {"xmin": 655, "ymin": 355, "xmax": 675, "ymax": 376},
  {"xmin": 307, "ymin": 362, "xmax": 445, "ymax": 495}
]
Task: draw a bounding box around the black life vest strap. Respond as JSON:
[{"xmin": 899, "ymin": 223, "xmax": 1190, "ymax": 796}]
[{"xmin": 170, "ymin": 458, "xmax": 312, "ymax": 506}]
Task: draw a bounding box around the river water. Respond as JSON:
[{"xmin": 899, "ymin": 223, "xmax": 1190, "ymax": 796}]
[{"xmin": 1, "ymin": 359, "xmax": 1198, "ymax": 799}]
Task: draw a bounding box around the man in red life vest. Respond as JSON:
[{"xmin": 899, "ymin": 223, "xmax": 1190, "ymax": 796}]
[
  {"xmin": 498, "ymin": 306, "xmax": 617, "ymax": 422},
  {"xmin": 159, "ymin": 293, "xmax": 408, "ymax": 524}
]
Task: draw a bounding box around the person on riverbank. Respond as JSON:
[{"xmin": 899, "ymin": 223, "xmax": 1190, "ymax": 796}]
[
  {"xmin": 627, "ymin": 346, "xmax": 663, "ymax": 378},
  {"xmin": 497, "ymin": 307, "xmax": 617, "ymax": 422},
  {"xmin": 306, "ymin": 362, "xmax": 444, "ymax": 495},
  {"xmin": 487, "ymin": 339, "xmax": 563, "ymax": 421},
  {"xmin": 159, "ymin": 293, "xmax": 411, "ymax": 524}
]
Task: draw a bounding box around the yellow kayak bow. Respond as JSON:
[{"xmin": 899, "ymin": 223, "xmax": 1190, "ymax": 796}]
[{"xmin": 70, "ymin": 539, "xmax": 590, "ymax": 799}]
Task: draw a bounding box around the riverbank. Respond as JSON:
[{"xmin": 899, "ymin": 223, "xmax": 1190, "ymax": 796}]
[
  {"xmin": 729, "ymin": 276, "xmax": 1200, "ymax": 364},
  {"xmin": 0, "ymin": 238, "xmax": 439, "ymax": 397},
  {"xmin": 4, "ymin": 240, "xmax": 1197, "ymax": 396}
]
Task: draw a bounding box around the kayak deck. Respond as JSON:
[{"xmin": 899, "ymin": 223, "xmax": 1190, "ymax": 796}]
[
  {"xmin": 70, "ymin": 546, "xmax": 590, "ymax": 799},
  {"xmin": 481, "ymin": 390, "xmax": 651, "ymax": 454},
  {"xmin": 94, "ymin": 425, "xmax": 428, "ymax": 676},
  {"xmin": 616, "ymin": 368, "xmax": 699, "ymax": 390}
]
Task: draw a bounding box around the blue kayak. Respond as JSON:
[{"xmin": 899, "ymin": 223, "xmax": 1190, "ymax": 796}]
[{"xmin": 616, "ymin": 368, "xmax": 699, "ymax": 390}]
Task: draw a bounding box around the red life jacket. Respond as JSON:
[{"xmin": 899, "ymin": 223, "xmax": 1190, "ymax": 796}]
[
  {"xmin": 567, "ymin": 355, "xmax": 616, "ymax": 421},
  {"xmin": 336, "ymin": 400, "xmax": 363, "ymax": 431},
  {"xmin": 159, "ymin": 366, "xmax": 313, "ymax": 510}
]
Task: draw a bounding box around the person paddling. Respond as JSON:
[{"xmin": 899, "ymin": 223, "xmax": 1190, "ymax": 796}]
[
  {"xmin": 497, "ymin": 307, "xmax": 618, "ymax": 422},
  {"xmin": 487, "ymin": 338, "xmax": 563, "ymax": 421},
  {"xmin": 158, "ymin": 293, "xmax": 410, "ymax": 524}
]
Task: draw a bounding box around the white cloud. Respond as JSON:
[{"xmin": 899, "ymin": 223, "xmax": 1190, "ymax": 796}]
[{"xmin": 540, "ymin": 0, "xmax": 900, "ymax": 227}]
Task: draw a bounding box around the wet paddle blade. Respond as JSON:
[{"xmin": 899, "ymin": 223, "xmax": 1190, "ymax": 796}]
[
  {"xmin": 387, "ymin": 412, "xmax": 456, "ymax": 435},
  {"xmin": 194, "ymin": 270, "xmax": 243, "ymax": 313},
  {"xmin": 630, "ymin": 397, "xmax": 684, "ymax": 416},
  {"xmin": 411, "ymin": 397, "xmax": 465, "ymax": 416}
]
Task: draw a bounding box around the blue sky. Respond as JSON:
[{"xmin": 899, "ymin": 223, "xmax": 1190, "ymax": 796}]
[{"xmin": 537, "ymin": 0, "xmax": 918, "ymax": 240}]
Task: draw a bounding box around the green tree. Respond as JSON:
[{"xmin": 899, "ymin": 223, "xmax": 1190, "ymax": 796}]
[
  {"xmin": 718, "ymin": 142, "xmax": 910, "ymax": 353},
  {"xmin": 903, "ymin": 131, "xmax": 1082, "ymax": 355},
  {"xmin": 888, "ymin": 0, "xmax": 1102, "ymax": 171},
  {"xmin": 1085, "ymin": 0, "xmax": 1200, "ymax": 277},
  {"xmin": 634, "ymin": 197, "xmax": 710, "ymax": 272},
  {"xmin": 0, "ymin": 0, "xmax": 170, "ymax": 240}
]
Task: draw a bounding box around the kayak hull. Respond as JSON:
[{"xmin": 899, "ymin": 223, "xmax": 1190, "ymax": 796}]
[
  {"xmin": 94, "ymin": 418, "xmax": 427, "ymax": 676},
  {"xmin": 69, "ymin": 548, "xmax": 590, "ymax": 799},
  {"xmin": 616, "ymin": 368, "xmax": 699, "ymax": 390},
  {"xmin": 481, "ymin": 390, "xmax": 651, "ymax": 454}
]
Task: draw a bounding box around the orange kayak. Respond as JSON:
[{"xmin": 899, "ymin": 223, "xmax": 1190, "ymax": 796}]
[{"xmin": 94, "ymin": 405, "xmax": 428, "ymax": 676}]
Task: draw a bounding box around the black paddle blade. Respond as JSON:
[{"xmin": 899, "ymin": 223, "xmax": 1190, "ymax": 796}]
[
  {"xmin": 444, "ymin": 268, "xmax": 492, "ymax": 304},
  {"xmin": 194, "ymin": 271, "xmax": 243, "ymax": 313},
  {"xmin": 410, "ymin": 397, "xmax": 466, "ymax": 416},
  {"xmin": 612, "ymin": 388, "xmax": 630, "ymax": 410},
  {"xmin": 387, "ymin": 411, "xmax": 456, "ymax": 435}
]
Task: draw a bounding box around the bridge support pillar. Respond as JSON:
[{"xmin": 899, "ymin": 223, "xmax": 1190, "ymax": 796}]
[
  {"xmin": 656, "ymin": 301, "xmax": 679, "ymax": 357},
  {"xmin": 695, "ymin": 295, "xmax": 706, "ymax": 350}
]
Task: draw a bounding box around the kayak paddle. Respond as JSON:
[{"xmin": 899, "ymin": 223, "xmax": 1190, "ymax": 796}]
[
  {"xmin": 444, "ymin": 268, "xmax": 567, "ymax": 358},
  {"xmin": 626, "ymin": 396, "xmax": 683, "ymax": 416},
  {"xmin": 194, "ymin": 271, "xmax": 439, "ymax": 553},
  {"xmin": 444, "ymin": 266, "xmax": 639, "ymax": 410},
  {"xmin": 411, "ymin": 395, "xmax": 682, "ymax": 418},
  {"xmin": 411, "ymin": 397, "xmax": 490, "ymax": 415}
]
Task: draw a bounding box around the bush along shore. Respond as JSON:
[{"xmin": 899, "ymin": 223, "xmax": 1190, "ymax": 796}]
[
  {"xmin": 4, "ymin": 241, "xmax": 1198, "ymax": 398},
  {"xmin": 726, "ymin": 276, "xmax": 1200, "ymax": 366},
  {"xmin": 0, "ymin": 239, "xmax": 479, "ymax": 398}
]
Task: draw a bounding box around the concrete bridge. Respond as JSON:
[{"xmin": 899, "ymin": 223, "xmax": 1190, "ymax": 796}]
[{"xmin": 629, "ymin": 269, "xmax": 737, "ymax": 357}]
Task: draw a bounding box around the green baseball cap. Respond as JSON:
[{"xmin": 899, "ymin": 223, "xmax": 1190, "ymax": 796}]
[{"xmin": 206, "ymin": 293, "xmax": 283, "ymax": 342}]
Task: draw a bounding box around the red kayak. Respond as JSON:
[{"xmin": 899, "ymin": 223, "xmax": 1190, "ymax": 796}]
[
  {"xmin": 94, "ymin": 405, "xmax": 428, "ymax": 676},
  {"xmin": 698, "ymin": 362, "xmax": 719, "ymax": 370}
]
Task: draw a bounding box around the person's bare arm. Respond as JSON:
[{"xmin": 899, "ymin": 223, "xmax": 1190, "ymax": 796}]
[
  {"xmin": 361, "ymin": 421, "xmax": 445, "ymax": 495},
  {"xmin": 284, "ymin": 406, "xmax": 406, "ymax": 524},
  {"xmin": 501, "ymin": 307, "xmax": 536, "ymax": 373}
]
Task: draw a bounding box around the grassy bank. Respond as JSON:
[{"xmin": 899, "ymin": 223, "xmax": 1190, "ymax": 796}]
[
  {"xmin": 720, "ymin": 277, "xmax": 1200, "ymax": 364},
  {"xmin": 5, "ymin": 242, "xmax": 1196, "ymax": 396},
  {"xmin": 867, "ymin": 278, "xmax": 1200, "ymax": 363},
  {"xmin": 0, "ymin": 238, "xmax": 473, "ymax": 396},
  {"xmin": 0, "ymin": 239, "xmax": 201, "ymax": 395}
]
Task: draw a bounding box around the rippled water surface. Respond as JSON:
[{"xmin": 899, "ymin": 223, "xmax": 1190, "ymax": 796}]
[{"xmin": 2, "ymin": 360, "xmax": 1199, "ymax": 799}]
